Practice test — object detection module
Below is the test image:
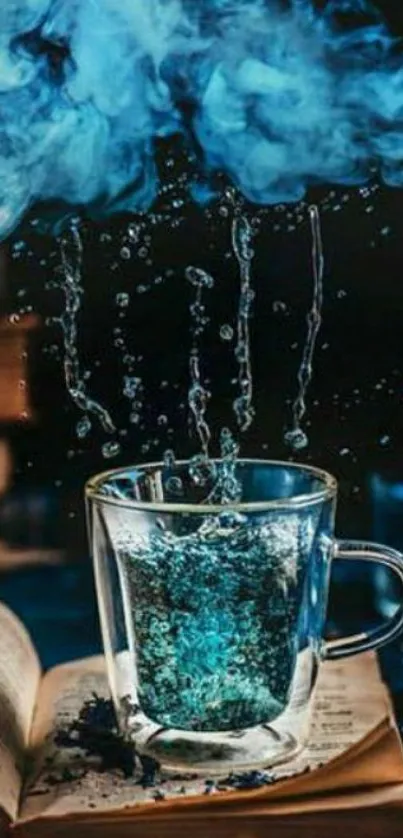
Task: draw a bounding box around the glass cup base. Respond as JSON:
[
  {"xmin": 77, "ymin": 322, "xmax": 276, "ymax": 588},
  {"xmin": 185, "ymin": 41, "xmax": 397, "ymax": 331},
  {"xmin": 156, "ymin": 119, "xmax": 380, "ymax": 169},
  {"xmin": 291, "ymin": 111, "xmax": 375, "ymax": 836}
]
[{"xmin": 128, "ymin": 718, "xmax": 302, "ymax": 776}]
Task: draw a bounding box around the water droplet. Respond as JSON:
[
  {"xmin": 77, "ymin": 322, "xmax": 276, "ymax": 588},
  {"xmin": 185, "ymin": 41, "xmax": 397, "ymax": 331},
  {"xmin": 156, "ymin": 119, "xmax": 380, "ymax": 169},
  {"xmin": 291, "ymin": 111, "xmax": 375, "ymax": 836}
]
[
  {"xmin": 13, "ymin": 240, "xmax": 26, "ymax": 254},
  {"xmin": 337, "ymin": 289, "xmax": 347, "ymax": 299},
  {"xmin": 76, "ymin": 416, "xmax": 91, "ymax": 439},
  {"xmin": 284, "ymin": 428, "xmax": 309, "ymax": 450},
  {"xmin": 219, "ymin": 324, "xmax": 234, "ymax": 341},
  {"xmin": 185, "ymin": 266, "xmax": 214, "ymax": 289},
  {"xmin": 102, "ymin": 441, "xmax": 121, "ymax": 459},
  {"xmin": 379, "ymin": 435, "xmax": 391, "ymax": 447},
  {"xmin": 128, "ymin": 223, "xmax": 141, "ymax": 242},
  {"xmin": 272, "ymin": 300, "xmax": 288, "ymax": 314},
  {"xmin": 115, "ymin": 293, "xmax": 130, "ymax": 308},
  {"xmin": 189, "ymin": 454, "xmax": 217, "ymax": 487},
  {"xmin": 9, "ymin": 313, "xmax": 20, "ymax": 325},
  {"xmin": 163, "ymin": 449, "xmax": 176, "ymax": 469},
  {"xmin": 157, "ymin": 414, "xmax": 168, "ymax": 426},
  {"xmin": 123, "ymin": 376, "xmax": 141, "ymax": 399}
]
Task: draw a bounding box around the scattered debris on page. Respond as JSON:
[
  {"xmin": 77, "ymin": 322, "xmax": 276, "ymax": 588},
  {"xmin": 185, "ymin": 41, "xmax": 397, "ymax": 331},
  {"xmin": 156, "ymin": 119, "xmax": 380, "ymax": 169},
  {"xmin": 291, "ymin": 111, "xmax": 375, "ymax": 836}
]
[{"xmin": 45, "ymin": 692, "xmax": 283, "ymax": 802}]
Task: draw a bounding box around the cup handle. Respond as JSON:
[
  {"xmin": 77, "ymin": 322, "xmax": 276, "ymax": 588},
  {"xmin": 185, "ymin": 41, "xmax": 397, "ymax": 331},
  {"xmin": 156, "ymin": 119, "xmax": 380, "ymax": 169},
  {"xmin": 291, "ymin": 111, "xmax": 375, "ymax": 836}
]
[{"xmin": 324, "ymin": 539, "xmax": 403, "ymax": 661}]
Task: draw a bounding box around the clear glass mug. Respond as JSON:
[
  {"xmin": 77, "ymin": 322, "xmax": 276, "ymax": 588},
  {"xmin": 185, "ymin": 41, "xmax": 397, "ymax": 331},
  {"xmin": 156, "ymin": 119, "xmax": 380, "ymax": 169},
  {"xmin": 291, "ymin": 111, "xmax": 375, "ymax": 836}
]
[{"xmin": 85, "ymin": 459, "xmax": 403, "ymax": 774}]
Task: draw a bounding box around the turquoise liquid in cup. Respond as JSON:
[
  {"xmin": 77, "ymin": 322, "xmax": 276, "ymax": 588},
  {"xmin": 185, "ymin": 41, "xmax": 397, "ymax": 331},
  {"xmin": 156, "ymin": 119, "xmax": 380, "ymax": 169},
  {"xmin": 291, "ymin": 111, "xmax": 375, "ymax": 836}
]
[{"xmin": 117, "ymin": 507, "xmax": 325, "ymax": 732}]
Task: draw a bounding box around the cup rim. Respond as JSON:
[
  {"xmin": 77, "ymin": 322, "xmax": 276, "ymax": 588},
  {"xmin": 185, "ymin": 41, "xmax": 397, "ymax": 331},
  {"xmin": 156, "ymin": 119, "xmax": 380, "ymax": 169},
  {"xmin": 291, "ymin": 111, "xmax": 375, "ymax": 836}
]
[{"xmin": 85, "ymin": 458, "xmax": 337, "ymax": 514}]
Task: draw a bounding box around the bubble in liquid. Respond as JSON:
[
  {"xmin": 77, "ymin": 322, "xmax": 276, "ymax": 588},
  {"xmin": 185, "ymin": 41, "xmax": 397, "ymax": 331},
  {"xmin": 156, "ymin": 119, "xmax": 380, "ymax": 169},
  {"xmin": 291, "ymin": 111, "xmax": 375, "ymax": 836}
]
[
  {"xmin": 284, "ymin": 428, "xmax": 309, "ymax": 451},
  {"xmin": 102, "ymin": 441, "xmax": 121, "ymax": 459},
  {"xmin": 219, "ymin": 324, "xmax": 234, "ymax": 341},
  {"xmin": 165, "ymin": 476, "xmax": 184, "ymax": 496},
  {"xmin": 76, "ymin": 416, "xmax": 91, "ymax": 439},
  {"xmin": 157, "ymin": 414, "xmax": 168, "ymax": 426},
  {"xmin": 120, "ymin": 247, "xmax": 131, "ymax": 260},
  {"xmin": 217, "ymin": 511, "xmax": 247, "ymax": 529},
  {"xmin": 9, "ymin": 313, "xmax": 20, "ymax": 325},
  {"xmin": 115, "ymin": 293, "xmax": 130, "ymax": 308}
]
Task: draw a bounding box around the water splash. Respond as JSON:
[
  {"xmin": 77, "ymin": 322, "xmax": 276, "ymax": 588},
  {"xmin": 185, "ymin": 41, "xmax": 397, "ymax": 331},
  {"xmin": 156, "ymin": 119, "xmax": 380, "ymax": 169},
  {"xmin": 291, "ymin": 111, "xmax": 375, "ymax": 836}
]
[
  {"xmin": 59, "ymin": 226, "xmax": 116, "ymax": 434},
  {"xmin": 206, "ymin": 427, "xmax": 242, "ymax": 505},
  {"xmin": 186, "ymin": 266, "xmax": 214, "ymax": 455},
  {"xmin": 285, "ymin": 205, "xmax": 325, "ymax": 451},
  {"xmin": 231, "ymin": 212, "xmax": 255, "ymax": 432},
  {"xmin": 113, "ymin": 290, "xmax": 144, "ymax": 427},
  {"xmin": 2, "ymin": 1, "xmax": 403, "ymax": 237}
]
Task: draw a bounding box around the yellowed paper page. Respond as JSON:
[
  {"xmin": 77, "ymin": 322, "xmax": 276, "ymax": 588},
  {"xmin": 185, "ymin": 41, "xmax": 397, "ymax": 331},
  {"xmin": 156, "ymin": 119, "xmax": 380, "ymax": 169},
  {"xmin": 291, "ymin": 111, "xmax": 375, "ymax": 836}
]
[
  {"xmin": 20, "ymin": 649, "xmax": 399, "ymax": 825},
  {"xmin": 0, "ymin": 604, "xmax": 41, "ymax": 822}
]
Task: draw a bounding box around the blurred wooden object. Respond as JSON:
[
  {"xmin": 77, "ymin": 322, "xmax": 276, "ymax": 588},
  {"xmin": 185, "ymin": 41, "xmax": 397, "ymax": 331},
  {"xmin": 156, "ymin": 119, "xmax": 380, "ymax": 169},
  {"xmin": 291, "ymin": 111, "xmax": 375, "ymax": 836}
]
[
  {"xmin": 0, "ymin": 255, "xmax": 64, "ymax": 570},
  {"xmin": 0, "ymin": 545, "xmax": 63, "ymax": 572},
  {"xmin": 0, "ymin": 440, "xmax": 12, "ymax": 496},
  {"xmin": 0, "ymin": 313, "xmax": 39, "ymax": 422}
]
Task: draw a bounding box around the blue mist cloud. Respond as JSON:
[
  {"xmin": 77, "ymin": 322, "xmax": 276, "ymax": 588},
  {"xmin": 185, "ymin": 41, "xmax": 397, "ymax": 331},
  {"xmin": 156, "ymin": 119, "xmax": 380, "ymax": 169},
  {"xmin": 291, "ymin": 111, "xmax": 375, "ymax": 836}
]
[{"xmin": 0, "ymin": 0, "xmax": 402, "ymax": 238}]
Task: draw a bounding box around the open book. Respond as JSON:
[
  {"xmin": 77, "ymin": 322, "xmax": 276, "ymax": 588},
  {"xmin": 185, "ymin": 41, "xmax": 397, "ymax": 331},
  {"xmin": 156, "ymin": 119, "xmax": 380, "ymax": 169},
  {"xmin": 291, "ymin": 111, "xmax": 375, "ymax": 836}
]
[{"xmin": 1, "ymin": 602, "xmax": 403, "ymax": 838}]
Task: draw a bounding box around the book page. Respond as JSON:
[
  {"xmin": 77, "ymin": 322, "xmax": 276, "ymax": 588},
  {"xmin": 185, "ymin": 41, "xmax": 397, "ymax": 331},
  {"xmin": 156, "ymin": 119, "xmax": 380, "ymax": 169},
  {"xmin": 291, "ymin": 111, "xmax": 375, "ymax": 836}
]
[
  {"xmin": 19, "ymin": 650, "xmax": 400, "ymax": 825},
  {"xmin": 0, "ymin": 604, "xmax": 41, "ymax": 822}
]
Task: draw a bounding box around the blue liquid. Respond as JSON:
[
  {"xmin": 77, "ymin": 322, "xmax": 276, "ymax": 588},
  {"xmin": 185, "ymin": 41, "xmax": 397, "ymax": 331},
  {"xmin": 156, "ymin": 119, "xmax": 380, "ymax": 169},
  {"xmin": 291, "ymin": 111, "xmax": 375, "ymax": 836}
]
[{"xmin": 117, "ymin": 508, "xmax": 324, "ymax": 732}]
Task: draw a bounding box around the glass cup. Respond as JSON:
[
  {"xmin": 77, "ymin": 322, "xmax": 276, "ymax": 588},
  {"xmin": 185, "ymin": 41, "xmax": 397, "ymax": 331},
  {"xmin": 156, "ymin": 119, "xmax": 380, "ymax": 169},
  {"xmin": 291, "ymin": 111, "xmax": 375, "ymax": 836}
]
[{"xmin": 86, "ymin": 459, "xmax": 403, "ymax": 774}]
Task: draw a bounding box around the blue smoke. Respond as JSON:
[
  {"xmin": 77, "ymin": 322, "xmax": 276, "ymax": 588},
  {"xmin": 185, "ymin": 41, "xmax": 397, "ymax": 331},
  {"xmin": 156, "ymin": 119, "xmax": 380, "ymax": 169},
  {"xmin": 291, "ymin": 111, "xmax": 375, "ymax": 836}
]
[{"xmin": 0, "ymin": 0, "xmax": 402, "ymax": 238}]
